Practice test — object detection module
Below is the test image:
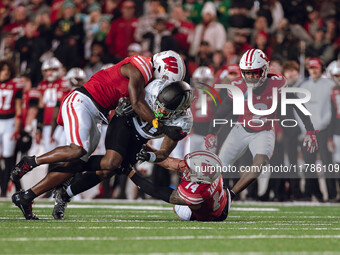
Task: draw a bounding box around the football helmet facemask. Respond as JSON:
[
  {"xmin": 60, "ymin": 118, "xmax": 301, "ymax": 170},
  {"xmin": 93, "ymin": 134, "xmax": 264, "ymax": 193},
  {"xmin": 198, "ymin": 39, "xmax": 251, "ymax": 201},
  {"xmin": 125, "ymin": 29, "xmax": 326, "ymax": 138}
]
[
  {"xmin": 41, "ymin": 57, "xmax": 63, "ymax": 82},
  {"xmin": 66, "ymin": 67, "xmax": 87, "ymax": 89},
  {"xmin": 154, "ymin": 81, "xmax": 193, "ymax": 120}
]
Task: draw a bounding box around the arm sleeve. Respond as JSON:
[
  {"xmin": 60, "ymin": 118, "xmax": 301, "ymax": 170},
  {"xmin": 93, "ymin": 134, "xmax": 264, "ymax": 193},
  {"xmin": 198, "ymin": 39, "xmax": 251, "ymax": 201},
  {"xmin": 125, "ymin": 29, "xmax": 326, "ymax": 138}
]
[
  {"xmin": 207, "ymin": 95, "xmax": 234, "ymax": 135},
  {"xmin": 288, "ymin": 92, "xmax": 315, "ymax": 131},
  {"xmin": 130, "ymin": 171, "xmax": 174, "ymax": 203},
  {"xmin": 37, "ymin": 107, "xmax": 44, "ymax": 131}
]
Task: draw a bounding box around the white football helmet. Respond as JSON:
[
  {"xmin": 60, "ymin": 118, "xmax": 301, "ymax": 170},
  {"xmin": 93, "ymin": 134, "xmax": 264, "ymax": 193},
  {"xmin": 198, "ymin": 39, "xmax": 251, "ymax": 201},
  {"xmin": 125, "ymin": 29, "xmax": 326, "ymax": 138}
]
[
  {"xmin": 183, "ymin": 150, "xmax": 222, "ymax": 184},
  {"xmin": 152, "ymin": 50, "xmax": 186, "ymax": 81},
  {"xmin": 329, "ymin": 60, "xmax": 340, "ymax": 85},
  {"xmin": 41, "ymin": 57, "xmax": 63, "ymax": 82},
  {"xmin": 192, "ymin": 66, "xmax": 214, "ymax": 85},
  {"xmin": 66, "ymin": 67, "xmax": 86, "ymax": 88},
  {"xmin": 239, "ymin": 49, "xmax": 269, "ymax": 89}
]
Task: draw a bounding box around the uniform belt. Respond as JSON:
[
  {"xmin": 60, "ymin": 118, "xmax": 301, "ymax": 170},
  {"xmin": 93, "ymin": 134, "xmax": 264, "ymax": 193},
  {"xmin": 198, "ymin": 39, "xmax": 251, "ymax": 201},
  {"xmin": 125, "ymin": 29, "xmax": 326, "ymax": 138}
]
[
  {"xmin": 75, "ymin": 87, "xmax": 110, "ymax": 118},
  {"xmin": 0, "ymin": 113, "xmax": 15, "ymax": 119}
]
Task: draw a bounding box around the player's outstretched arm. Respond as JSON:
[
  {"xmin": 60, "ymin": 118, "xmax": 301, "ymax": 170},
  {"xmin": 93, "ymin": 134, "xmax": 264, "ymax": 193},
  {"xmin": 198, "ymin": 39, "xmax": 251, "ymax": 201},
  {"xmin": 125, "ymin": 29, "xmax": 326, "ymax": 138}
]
[
  {"xmin": 282, "ymin": 93, "xmax": 318, "ymax": 153},
  {"xmin": 144, "ymin": 143, "xmax": 185, "ymax": 172},
  {"xmin": 122, "ymin": 63, "xmax": 156, "ymax": 125},
  {"xmin": 128, "ymin": 169, "xmax": 187, "ymax": 205},
  {"xmin": 137, "ymin": 136, "xmax": 178, "ymax": 163}
]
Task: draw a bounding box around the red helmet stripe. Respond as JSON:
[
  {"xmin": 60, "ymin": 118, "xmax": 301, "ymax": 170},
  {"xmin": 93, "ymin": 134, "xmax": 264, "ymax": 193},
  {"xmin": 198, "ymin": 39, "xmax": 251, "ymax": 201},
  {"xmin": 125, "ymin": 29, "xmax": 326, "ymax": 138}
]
[
  {"xmin": 249, "ymin": 49, "xmax": 256, "ymax": 64},
  {"xmin": 245, "ymin": 49, "xmax": 252, "ymax": 65}
]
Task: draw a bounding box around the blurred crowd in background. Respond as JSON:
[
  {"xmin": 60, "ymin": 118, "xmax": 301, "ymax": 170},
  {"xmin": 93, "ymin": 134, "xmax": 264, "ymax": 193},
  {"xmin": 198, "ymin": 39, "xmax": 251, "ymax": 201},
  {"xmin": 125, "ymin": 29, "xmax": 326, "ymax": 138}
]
[{"xmin": 1, "ymin": 0, "xmax": 340, "ymax": 202}]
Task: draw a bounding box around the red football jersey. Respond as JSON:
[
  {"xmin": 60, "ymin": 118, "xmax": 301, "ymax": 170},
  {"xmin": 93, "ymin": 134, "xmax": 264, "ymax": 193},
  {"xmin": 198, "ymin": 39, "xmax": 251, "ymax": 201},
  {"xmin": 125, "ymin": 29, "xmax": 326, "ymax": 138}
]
[
  {"xmin": 83, "ymin": 56, "xmax": 153, "ymax": 111},
  {"xmin": 0, "ymin": 78, "xmax": 24, "ymax": 116},
  {"xmin": 228, "ymin": 74, "xmax": 287, "ymax": 131},
  {"xmin": 38, "ymin": 78, "xmax": 70, "ymax": 125},
  {"xmin": 177, "ymin": 175, "xmax": 227, "ymax": 221},
  {"xmin": 21, "ymin": 88, "xmax": 40, "ymax": 129}
]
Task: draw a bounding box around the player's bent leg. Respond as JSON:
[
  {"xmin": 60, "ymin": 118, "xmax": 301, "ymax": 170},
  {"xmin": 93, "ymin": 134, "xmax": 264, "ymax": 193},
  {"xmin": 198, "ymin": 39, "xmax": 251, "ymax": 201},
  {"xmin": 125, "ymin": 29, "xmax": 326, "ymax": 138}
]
[
  {"xmin": 99, "ymin": 150, "xmax": 124, "ymax": 171},
  {"xmin": 12, "ymin": 161, "xmax": 83, "ymax": 220},
  {"xmin": 36, "ymin": 144, "xmax": 87, "ymax": 165},
  {"xmin": 232, "ymin": 154, "xmax": 269, "ymax": 195},
  {"xmin": 10, "ymin": 156, "xmax": 38, "ymax": 183},
  {"xmin": 12, "ymin": 191, "xmax": 39, "ymax": 220},
  {"xmin": 10, "ymin": 144, "xmax": 86, "ymax": 183}
]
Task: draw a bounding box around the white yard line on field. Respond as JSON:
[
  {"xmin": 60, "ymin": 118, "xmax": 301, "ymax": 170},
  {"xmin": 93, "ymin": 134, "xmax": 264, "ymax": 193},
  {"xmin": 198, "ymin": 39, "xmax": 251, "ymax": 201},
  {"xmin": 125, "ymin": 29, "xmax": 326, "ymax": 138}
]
[
  {"xmin": 32, "ymin": 204, "xmax": 280, "ymax": 212},
  {"xmin": 3, "ymin": 235, "xmax": 340, "ymax": 242},
  {"xmin": 16, "ymin": 252, "xmax": 340, "ymax": 255},
  {"xmin": 2, "ymin": 226, "xmax": 340, "ymax": 231}
]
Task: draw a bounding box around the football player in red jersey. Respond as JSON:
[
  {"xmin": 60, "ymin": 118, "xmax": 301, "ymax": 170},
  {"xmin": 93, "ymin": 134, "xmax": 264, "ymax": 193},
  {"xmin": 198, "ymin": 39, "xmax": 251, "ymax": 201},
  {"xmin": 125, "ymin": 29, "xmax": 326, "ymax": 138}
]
[
  {"xmin": 204, "ymin": 49, "xmax": 318, "ymax": 200},
  {"xmin": 11, "ymin": 51, "xmax": 186, "ymax": 219},
  {"xmin": 0, "ymin": 61, "xmax": 23, "ymax": 197},
  {"xmin": 129, "ymin": 149, "xmax": 231, "ymax": 221},
  {"xmin": 35, "ymin": 58, "xmax": 70, "ymax": 153}
]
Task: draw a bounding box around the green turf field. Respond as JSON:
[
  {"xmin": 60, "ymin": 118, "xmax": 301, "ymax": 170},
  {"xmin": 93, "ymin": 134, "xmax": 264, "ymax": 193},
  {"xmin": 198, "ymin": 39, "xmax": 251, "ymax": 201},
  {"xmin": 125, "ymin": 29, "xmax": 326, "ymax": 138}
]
[{"xmin": 1, "ymin": 199, "xmax": 340, "ymax": 255}]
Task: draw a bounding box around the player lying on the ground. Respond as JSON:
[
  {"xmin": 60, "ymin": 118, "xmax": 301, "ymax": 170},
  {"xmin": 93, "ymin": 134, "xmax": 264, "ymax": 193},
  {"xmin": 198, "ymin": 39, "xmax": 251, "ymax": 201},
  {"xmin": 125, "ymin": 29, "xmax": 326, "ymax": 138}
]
[
  {"xmin": 204, "ymin": 49, "xmax": 318, "ymax": 199},
  {"xmin": 128, "ymin": 149, "xmax": 231, "ymax": 221},
  {"xmin": 11, "ymin": 79, "xmax": 194, "ymax": 220}
]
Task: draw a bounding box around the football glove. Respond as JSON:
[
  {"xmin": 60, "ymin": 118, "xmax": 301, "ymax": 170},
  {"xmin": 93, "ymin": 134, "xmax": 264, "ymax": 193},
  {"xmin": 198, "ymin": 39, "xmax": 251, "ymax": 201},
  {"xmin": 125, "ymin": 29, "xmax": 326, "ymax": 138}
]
[
  {"xmin": 204, "ymin": 134, "xmax": 217, "ymax": 152},
  {"xmin": 136, "ymin": 144, "xmax": 156, "ymax": 162},
  {"xmin": 163, "ymin": 126, "xmax": 187, "ymax": 141},
  {"xmin": 303, "ymin": 130, "xmax": 319, "ymax": 153},
  {"xmin": 115, "ymin": 97, "xmax": 135, "ymax": 117}
]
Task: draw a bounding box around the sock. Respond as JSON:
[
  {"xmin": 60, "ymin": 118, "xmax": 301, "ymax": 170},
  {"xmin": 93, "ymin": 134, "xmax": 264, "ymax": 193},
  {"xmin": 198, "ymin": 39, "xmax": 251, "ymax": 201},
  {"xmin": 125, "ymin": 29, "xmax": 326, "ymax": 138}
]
[
  {"xmin": 33, "ymin": 156, "xmax": 38, "ymax": 167},
  {"xmin": 66, "ymin": 186, "xmax": 74, "ymax": 197},
  {"xmin": 69, "ymin": 172, "xmax": 102, "ymax": 196},
  {"xmin": 85, "ymin": 155, "xmax": 104, "ymax": 171},
  {"xmin": 23, "ymin": 189, "xmax": 37, "ymax": 201}
]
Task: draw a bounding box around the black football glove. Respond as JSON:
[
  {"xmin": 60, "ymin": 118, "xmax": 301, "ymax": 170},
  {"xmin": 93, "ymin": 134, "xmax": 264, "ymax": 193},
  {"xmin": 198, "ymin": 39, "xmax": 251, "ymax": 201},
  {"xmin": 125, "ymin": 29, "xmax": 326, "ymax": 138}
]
[
  {"xmin": 115, "ymin": 97, "xmax": 135, "ymax": 117},
  {"xmin": 163, "ymin": 126, "xmax": 187, "ymax": 141},
  {"xmin": 136, "ymin": 144, "xmax": 156, "ymax": 162}
]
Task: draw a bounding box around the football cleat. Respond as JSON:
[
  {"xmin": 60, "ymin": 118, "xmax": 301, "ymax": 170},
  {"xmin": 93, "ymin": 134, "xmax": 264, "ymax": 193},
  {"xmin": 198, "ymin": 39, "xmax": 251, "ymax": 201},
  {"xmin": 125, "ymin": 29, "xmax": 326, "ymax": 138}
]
[
  {"xmin": 10, "ymin": 156, "xmax": 37, "ymax": 183},
  {"xmin": 12, "ymin": 191, "xmax": 38, "ymax": 220},
  {"xmin": 52, "ymin": 187, "xmax": 71, "ymax": 220}
]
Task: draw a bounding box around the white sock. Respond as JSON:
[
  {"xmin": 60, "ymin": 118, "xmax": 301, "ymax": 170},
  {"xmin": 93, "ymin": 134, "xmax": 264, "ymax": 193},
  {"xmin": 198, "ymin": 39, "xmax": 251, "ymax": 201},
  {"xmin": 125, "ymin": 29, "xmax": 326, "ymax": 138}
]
[{"xmin": 66, "ymin": 186, "xmax": 74, "ymax": 198}]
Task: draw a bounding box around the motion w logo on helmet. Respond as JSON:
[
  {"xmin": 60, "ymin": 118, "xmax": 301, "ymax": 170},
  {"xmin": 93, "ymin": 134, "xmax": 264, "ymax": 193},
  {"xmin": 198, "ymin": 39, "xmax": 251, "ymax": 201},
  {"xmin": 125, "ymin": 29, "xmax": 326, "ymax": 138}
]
[{"xmin": 163, "ymin": 57, "xmax": 179, "ymax": 74}]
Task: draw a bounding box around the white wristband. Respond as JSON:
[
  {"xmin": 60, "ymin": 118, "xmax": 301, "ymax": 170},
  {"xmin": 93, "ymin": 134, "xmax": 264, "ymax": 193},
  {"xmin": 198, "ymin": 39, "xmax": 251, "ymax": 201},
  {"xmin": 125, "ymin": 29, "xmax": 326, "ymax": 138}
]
[{"xmin": 148, "ymin": 152, "xmax": 156, "ymax": 162}]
